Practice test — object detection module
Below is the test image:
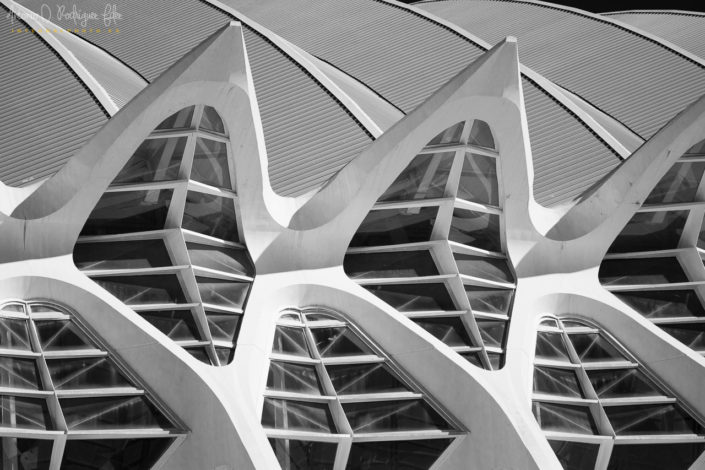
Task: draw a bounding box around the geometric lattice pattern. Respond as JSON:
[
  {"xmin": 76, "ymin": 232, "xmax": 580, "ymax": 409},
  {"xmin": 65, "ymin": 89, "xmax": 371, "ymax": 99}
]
[
  {"xmin": 602, "ymin": 138, "xmax": 705, "ymax": 357},
  {"xmin": 346, "ymin": 121, "xmax": 515, "ymax": 370},
  {"xmin": 0, "ymin": 300, "xmax": 181, "ymax": 469},
  {"xmin": 263, "ymin": 308, "xmax": 460, "ymax": 470},
  {"xmin": 74, "ymin": 105, "xmax": 254, "ymax": 366},
  {"xmin": 533, "ymin": 317, "xmax": 705, "ymax": 470}
]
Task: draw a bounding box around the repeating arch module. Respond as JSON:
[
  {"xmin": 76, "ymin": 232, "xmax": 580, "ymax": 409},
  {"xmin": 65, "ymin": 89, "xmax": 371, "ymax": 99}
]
[
  {"xmin": 532, "ymin": 317, "xmax": 705, "ymax": 470},
  {"xmin": 0, "ymin": 300, "xmax": 183, "ymax": 469},
  {"xmin": 345, "ymin": 120, "xmax": 515, "ymax": 370},
  {"xmin": 74, "ymin": 105, "xmax": 254, "ymax": 366},
  {"xmin": 262, "ymin": 308, "xmax": 462, "ymax": 470},
  {"xmin": 600, "ymin": 138, "xmax": 705, "ymax": 356}
]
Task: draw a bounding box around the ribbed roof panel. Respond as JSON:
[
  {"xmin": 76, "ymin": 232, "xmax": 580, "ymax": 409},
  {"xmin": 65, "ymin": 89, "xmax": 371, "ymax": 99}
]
[
  {"xmin": 0, "ymin": 6, "xmax": 108, "ymax": 186},
  {"xmin": 15, "ymin": 0, "xmax": 374, "ymax": 197},
  {"xmin": 224, "ymin": 0, "xmax": 487, "ymax": 112},
  {"xmin": 419, "ymin": 0, "xmax": 705, "ymax": 138},
  {"xmin": 605, "ymin": 11, "xmax": 705, "ymax": 61},
  {"xmin": 522, "ymin": 78, "xmax": 620, "ymax": 206}
]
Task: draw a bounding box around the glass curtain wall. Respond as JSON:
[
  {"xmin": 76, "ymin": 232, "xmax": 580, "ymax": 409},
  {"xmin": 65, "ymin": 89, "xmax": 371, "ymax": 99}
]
[
  {"xmin": 345, "ymin": 121, "xmax": 514, "ymax": 369},
  {"xmin": 74, "ymin": 106, "xmax": 254, "ymax": 366}
]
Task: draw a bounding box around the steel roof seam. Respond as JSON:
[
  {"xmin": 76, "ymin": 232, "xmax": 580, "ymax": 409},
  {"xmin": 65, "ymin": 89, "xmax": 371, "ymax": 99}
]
[{"xmin": 0, "ymin": 3, "xmax": 110, "ymax": 119}]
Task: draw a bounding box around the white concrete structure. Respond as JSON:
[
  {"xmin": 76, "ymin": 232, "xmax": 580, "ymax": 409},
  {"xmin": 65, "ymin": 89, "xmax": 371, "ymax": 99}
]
[{"xmin": 1, "ymin": 1, "xmax": 705, "ymax": 469}]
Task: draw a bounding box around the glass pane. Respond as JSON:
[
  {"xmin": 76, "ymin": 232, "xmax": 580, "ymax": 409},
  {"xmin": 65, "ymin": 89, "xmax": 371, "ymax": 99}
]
[
  {"xmin": 61, "ymin": 438, "xmax": 173, "ymax": 470},
  {"xmin": 1, "ymin": 304, "xmax": 25, "ymax": 314},
  {"xmin": 427, "ymin": 121, "xmax": 464, "ymax": 145},
  {"xmin": 350, "ymin": 207, "xmax": 438, "ymax": 247},
  {"xmin": 660, "ymin": 323, "xmax": 705, "ymax": 350},
  {"xmin": 454, "ymin": 253, "xmax": 513, "ymax": 282},
  {"xmin": 599, "ymin": 258, "xmax": 687, "ymax": 286},
  {"xmin": 458, "ymin": 153, "xmax": 499, "ymax": 206},
  {"xmin": 272, "ymin": 326, "xmax": 311, "ymax": 358},
  {"xmin": 34, "ymin": 321, "xmax": 94, "ymax": 351},
  {"xmin": 0, "ymin": 395, "xmax": 51, "ymax": 430},
  {"xmin": 540, "ymin": 318, "xmax": 559, "ymax": 328},
  {"xmin": 487, "ymin": 352, "xmax": 502, "ymax": 370},
  {"xmin": 378, "ymin": 153, "xmax": 454, "ymax": 202},
  {"xmin": 182, "ymin": 191, "xmax": 239, "ymax": 241},
  {"xmin": 81, "ymin": 190, "xmax": 173, "ymax": 236},
  {"xmin": 185, "ymin": 347, "xmax": 211, "ymax": 364},
  {"xmin": 267, "ymin": 361, "xmax": 322, "ymax": 395},
  {"xmin": 113, "ymin": 137, "xmax": 186, "ymax": 184},
  {"xmin": 262, "ymin": 398, "xmax": 336, "ymax": 433},
  {"xmin": 206, "ymin": 312, "xmax": 241, "ymax": 342},
  {"xmin": 93, "ymin": 275, "xmax": 186, "ymax": 305},
  {"xmin": 532, "ymin": 402, "xmax": 597, "ymax": 434},
  {"xmin": 61, "ymin": 396, "xmax": 171, "ymax": 430},
  {"xmin": 549, "ymin": 440, "xmax": 599, "ymax": 470},
  {"xmin": 534, "ymin": 367, "xmax": 583, "ymax": 398},
  {"xmin": 0, "ymin": 357, "xmax": 40, "ymax": 390},
  {"xmin": 568, "ymin": 333, "xmax": 626, "ymax": 362},
  {"xmin": 192, "ymin": 138, "xmax": 231, "ymax": 189},
  {"xmin": 535, "ymin": 332, "xmax": 571, "ymax": 362},
  {"xmin": 346, "ymin": 439, "xmax": 452, "ymax": 470},
  {"xmin": 465, "ymin": 287, "xmax": 513, "ymax": 315},
  {"xmin": 686, "ymin": 138, "xmax": 705, "ymax": 155},
  {"xmin": 614, "ymin": 290, "xmax": 705, "ymax": 319},
  {"xmin": 606, "ymin": 404, "xmax": 702, "ymax": 435},
  {"xmin": 343, "ymin": 400, "xmax": 450, "ymax": 432},
  {"xmin": 344, "ymin": 250, "xmax": 439, "ymax": 279},
  {"xmin": 215, "ymin": 347, "xmax": 234, "ymax": 364},
  {"xmin": 196, "ymin": 277, "xmax": 249, "ymax": 309},
  {"xmin": 468, "ymin": 120, "xmax": 495, "ymax": 149},
  {"xmin": 461, "ymin": 352, "xmax": 483, "ymax": 367},
  {"xmin": 310, "ymin": 327, "xmax": 372, "ymax": 357},
  {"xmin": 586, "ymin": 369, "xmax": 661, "ymax": 398},
  {"xmin": 0, "ymin": 437, "xmax": 52, "ymax": 470},
  {"xmin": 606, "ymin": 442, "xmax": 705, "ymax": 470},
  {"xmin": 47, "ymin": 357, "xmax": 131, "ymax": 390},
  {"xmin": 608, "ymin": 211, "xmax": 687, "ymax": 253},
  {"xmin": 200, "ymin": 105, "xmax": 225, "ymax": 134},
  {"xmin": 449, "ymin": 209, "xmax": 501, "ymax": 252},
  {"xmin": 186, "ymin": 243, "xmax": 253, "ymax": 276},
  {"xmin": 477, "ymin": 320, "xmax": 506, "ymax": 347},
  {"xmin": 413, "ymin": 317, "xmax": 473, "ymax": 347},
  {"xmin": 269, "ymin": 439, "xmax": 336, "ymax": 470},
  {"xmin": 74, "ymin": 239, "xmax": 171, "ymax": 270},
  {"xmin": 326, "ymin": 363, "xmax": 408, "ymax": 395},
  {"xmin": 365, "ymin": 283, "xmax": 456, "ymax": 311},
  {"xmin": 156, "ymin": 106, "xmax": 194, "ymax": 130},
  {"xmin": 138, "ymin": 310, "xmax": 200, "ymax": 341},
  {"xmin": 0, "ymin": 318, "xmax": 32, "ymax": 351},
  {"xmin": 644, "ymin": 162, "xmax": 705, "ymax": 205}
]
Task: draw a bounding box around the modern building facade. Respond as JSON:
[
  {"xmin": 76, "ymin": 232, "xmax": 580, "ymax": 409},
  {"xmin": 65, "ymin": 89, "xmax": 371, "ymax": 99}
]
[{"xmin": 1, "ymin": 1, "xmax": 705, "ymax": 469}]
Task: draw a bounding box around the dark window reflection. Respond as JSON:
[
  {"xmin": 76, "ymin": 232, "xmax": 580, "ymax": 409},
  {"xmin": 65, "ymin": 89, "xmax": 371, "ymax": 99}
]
[
  {"xmin": 326, "ymin": 363, "xmax": 408, "ymax": 395},
  {"xmin": 606, "ymin": 442, "xmax": 705, "ymax": 470},
  {"xmin": 82, "ymin": 190, "xmax": 172, "ymax": 236},
  {"xmin": 615, "ymin": 290, "xmax": 705, "ymax": 319},
  {"xmin": 449, "ymin": 209, "xmax": 501, "ymax": 252},
  {"xmin": 350, "ymin": 208, "xmax": 438, "ymax": 247},
  {"xmin": 477, "ymin": 320, "xmax": 506, "ymax": 348},
  {"xmin": 0, "ymin": 318, "xmax": 32, "ymax": 351},
  {"xmin": 342, "ymin": 400, "xmax": 450, "ymax": 432},
  {"xmin": 599, "ymin": 258, "xmax": 687, "ymax": 286},
  {"xmin": 61, "ymin": 438, "xmax": 174, "ymax": 470},
  {"xmin": 454, "ymin": 253, "xmax": 513, "ymax": 283},
  {"xmin": 378, "ymin": 153, "xmax": 454, "ymax": 202},
  {"xmin": 534, "ymin": 367, "xmax": 583, "ymax": 398},
  {"xmin": 138, "ymin": 309, "xmax": 201, "ymax": 341},
  {"xmin": 0, "ymin": 437, "xmax": 52, "ymax": 470},
  {"xmin": 413, "ymin": 317, "xmax": 473, "ymax": 347},
  {"xmin": 186, "ymin": 243, "xmax": 253, "ymax": 276},
  {"xmin": 458, "ymin": 153, "xmax": 499, "ymax": 206},
  {"xmin": 427, "ymin": 122, "xmax": 464, "ymax": 145},
  {"xmin": 74, "ymin": 239, "xmax": 171, "ymax": 270},
  {"xmin": 60, "ymin": 396, "xmax": 171, "ymax": 430},
  {"xmin": 467, "ymin": 120, "xmax": 496, "ymax": 149},
  {"xmin": 549, "ymin": 440, "xmax": 599, "ymax": 470},
  {"xmin": 269, "ymin": 439, "xmax": 336, "ymax": 470},
  {"xmin": 262, "ymin": 398, "xmax": 336, "ymax": 433},
  {"xmin": 0, "ymin": 395, "xmax": 51, "ymax": 430},
  {"xmin": 465, "ymin": 287, "xmax": 513, "ymax": 315},
  {"xmin": 608, "ymin": 211, "xmax": 688, "ymax": 253},
  {"xmin": 644, "ymin": 162, "xmax": 705, "ymax": 205},
  {"xmin": 156, "ymin": 106, "xmax": 194, "ymax": 130},
  {"xmin": 196, "ymin": 277, "xmax": 249, "ymax": 309},
  {"xmin": 532, "ymin": 402, "xmax": 596, "ymax": 434},
  {"xmin": 113, "ymin": 137, "xmax": 186, "ymax": 185},
  {"xmin": 535, "ymin": 332, "xmax": 571, "ymax": 362},
  {"xmin": 586, "ymin": 369, "xmax": 660, "ymax": 398},
  {"xmin": 93, "ymin": 275, "xmax": 187, "ymax": 305},
  {"xmin": 182, "ymin": 191, "xmax": 239, "ymax": 242},
  {"xmin": 346, "ymin": 439, "xmax": 452, "ymax": 470},
  {"xmin": 605, "ymin": 404, "xmax": 702, "ymax": 435},
  {"xmin": 365, "ymin": 283, "xmax": 456, "ymax": 311},
  {"xmin": 267, "ymin": 361, "xmax": 323, "ymax": 395},
  {"xmin": 192, "ymin": 138, "xmax": 231, "ymax": 189},
  {"xmin": 344, "ymin": 250, "xmax": 438, "ymax": 279},
  {"xmin": 47, "ymin": 357, "xmax": 131, "ymax": 390},
  {"xmin": 0, "ymin": 357, "xmax": 41, "ymax": 390},
  {"xmin": 200, "ymin": 106, "xmax": 225, "ymax": 134},
  {"xmin": 659, "ymin": 323, "xmax": 705, "ymax": 351}
]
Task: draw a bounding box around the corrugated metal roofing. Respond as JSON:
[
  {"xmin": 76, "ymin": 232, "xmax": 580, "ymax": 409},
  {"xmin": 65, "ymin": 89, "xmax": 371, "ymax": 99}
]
[
  {"xmin": 523, "ymin": 77, "xmax": 620, "ymax": 205},
  {"xmin": 16, "ymin": 0, "xmax": 374, "ymax": 197},
  {"xmin": 604, "ymin": 11, "xmax": 705, "ymax": 61},
  {"xmin": 418, "ymin": 0, "xmax": 705, "ymax": 139},
  {"xmin": 224, "ymin": 0, "xmax": 621, "ymax": 206},
  {"xmin": 0, "ymin": 5, "xmax": 108, "ymax": 187}
]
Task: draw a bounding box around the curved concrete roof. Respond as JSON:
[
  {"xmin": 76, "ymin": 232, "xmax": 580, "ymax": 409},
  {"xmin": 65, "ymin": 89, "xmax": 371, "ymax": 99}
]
[
  {"xmin": 0, "ymin": 4, "xmax": 108, "ymax": 187},
  {"xmin": 16, "ymin": 0, "xmax": 374, "ymax": 198},
  {"xmin": 418, "ymin": 0, "xmax": 705, "ymax": 139},
  {"xmin": 11, "ymin": 0, "xmax": 625, "ymax": 205},
  {"xmin": 604, "ymin": 10, "xmax": 705, "ymax": 61}
]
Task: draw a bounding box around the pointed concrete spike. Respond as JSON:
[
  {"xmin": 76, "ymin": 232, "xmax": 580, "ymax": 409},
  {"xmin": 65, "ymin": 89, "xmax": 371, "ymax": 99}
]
[
  {"xmin": 292, "ymin": 37, "xmax": 526, "ymax": 230},
  {"xmin": 1, "ymin": 21, "xmax": 273, "ymax": 266},
  {"xmin": 547, "ymin": 93, "xmax": 705, "ymax": 241}
]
